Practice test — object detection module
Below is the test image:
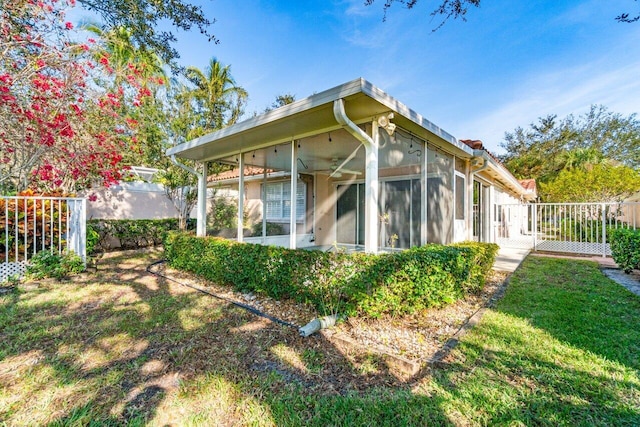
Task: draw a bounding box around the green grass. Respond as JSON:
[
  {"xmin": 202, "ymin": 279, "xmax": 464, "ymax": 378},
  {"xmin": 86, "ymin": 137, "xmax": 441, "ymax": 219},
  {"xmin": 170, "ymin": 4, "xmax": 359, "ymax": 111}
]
[{"xmin": 1, "ymin": 251, "xmax": 639, "ymax": 426}]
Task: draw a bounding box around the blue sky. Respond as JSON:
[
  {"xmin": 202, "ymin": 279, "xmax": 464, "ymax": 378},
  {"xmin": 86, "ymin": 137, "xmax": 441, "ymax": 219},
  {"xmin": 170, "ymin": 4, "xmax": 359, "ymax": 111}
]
[{"xmin": 76, "ymin": 0, "xmax": 640, "ymax": 153}]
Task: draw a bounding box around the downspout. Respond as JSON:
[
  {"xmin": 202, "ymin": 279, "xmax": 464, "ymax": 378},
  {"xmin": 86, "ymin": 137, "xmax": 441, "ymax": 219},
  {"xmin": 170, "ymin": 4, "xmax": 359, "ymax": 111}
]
[
  {"xmin": 170, "ymin": 155, "xmax": 207, "ymax": 237},
  {"xmin": 333, "ymin": 99, "xmax": 379, "ymax": 254}
]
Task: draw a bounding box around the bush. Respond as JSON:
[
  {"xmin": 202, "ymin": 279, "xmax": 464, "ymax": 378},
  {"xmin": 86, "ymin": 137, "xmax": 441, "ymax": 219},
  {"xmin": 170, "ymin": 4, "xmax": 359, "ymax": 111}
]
[
  {"xmin": 163, "ymin": 232, "xmax": 498, "ymax": 318},
  {"xmin": 250, "ymin": 221, "xmax": 286, "ymax": 237},
  {"xmin": 208, "ymin": 195, "xmax": 238, "ymax": 232},
  {"xmin": 26, "ymin": 250, "xmax": 84, "ymax": 280},
  {"xmin": 87, "ymin": 218, "xmax": 195, "ymax": 253},
  {"xmin": 610, "ymin": 228, "xmax": 640, "ymax": 273}
]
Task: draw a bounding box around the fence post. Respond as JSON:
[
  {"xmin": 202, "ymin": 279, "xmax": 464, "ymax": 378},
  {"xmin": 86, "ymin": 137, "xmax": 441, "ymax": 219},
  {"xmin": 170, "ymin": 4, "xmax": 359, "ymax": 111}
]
[
  {"xmin": 532, "ymin": 204, "xmax": 537, "ymax": 251},
  {"xmin": 601, "ymin": 203, "xmax": 607, "ymax": 257}
]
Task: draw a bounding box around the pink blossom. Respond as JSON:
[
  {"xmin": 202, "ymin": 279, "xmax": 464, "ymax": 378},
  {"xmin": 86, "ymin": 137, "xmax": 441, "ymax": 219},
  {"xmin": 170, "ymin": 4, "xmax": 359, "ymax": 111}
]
[{"xmin": 65, "ymin": 22, "xmax": 73, "ymax": 30}]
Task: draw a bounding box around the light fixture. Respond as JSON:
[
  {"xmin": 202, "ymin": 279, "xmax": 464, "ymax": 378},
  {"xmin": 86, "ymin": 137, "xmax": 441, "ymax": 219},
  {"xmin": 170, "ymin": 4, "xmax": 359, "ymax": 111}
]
[
  {"xmin": 328, "ymin": 132, "xmax": 332, "ymax": 142},
  {"xmin": 377, "ymin": 113, "xmax": 396, "ymax": 136}
]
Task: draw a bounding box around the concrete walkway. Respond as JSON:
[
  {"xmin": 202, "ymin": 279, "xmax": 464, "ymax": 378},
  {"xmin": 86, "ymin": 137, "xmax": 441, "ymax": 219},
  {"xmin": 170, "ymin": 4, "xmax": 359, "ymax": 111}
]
[
  {"xmin": 493, "ymin": 247, "xmax": 531, "ymax": 273},
  {"xmin": 493, "ymin": 247, "xmax": 640, "ymax": 297}
]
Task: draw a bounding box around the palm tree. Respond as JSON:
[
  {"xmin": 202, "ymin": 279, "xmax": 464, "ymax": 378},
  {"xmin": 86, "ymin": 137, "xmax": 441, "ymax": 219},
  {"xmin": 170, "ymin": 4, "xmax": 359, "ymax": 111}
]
[
  {"xmin": 184, "ymin": 58, "xmax": 248, "ymax": 132},
  {"xmin": 562, "ymin": 147, "xmax": 608, "ymax": 171},
  {"xmin": 83, "ymin": 24, "xmax": 167, "ymax": 87}
]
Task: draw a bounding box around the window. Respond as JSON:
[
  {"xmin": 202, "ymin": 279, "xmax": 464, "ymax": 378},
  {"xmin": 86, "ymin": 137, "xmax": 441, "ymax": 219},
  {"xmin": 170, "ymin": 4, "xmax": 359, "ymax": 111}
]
[
  {"xmin": 455, "ymin": 173, "xmax": 465, "ymax": 220},
  {"xmin": 264, "ymin": 181, "xmax": 305, "ymax": 221}
]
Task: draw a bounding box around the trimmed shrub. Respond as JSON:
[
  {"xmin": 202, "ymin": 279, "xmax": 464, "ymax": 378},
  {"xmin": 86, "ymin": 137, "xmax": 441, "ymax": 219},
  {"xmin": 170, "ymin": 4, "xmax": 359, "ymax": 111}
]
[
  {"xmin": 163, "ymin": 232, "xmax": 499, "ymax": 318},
  {"xmin": 610, "ymin": 228, "xmax": 640, "ymax": 273},
  {"xmin": 87, "ymin": 218, "xmax": 195, "ymax": 253}
]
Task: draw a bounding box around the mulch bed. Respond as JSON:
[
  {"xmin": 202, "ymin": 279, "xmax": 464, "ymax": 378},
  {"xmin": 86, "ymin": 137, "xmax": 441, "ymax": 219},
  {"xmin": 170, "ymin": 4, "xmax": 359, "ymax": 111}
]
[{"xmin": 141, "ymin": 252, "xmax": 510, "ymax": 392}]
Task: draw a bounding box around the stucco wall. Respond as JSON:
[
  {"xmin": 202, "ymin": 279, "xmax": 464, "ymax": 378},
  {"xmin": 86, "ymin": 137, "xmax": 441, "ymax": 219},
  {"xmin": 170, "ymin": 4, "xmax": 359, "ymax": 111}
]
[{"xmin": 86, "ymin": 183, "xmax": 183, "ymax": 220}]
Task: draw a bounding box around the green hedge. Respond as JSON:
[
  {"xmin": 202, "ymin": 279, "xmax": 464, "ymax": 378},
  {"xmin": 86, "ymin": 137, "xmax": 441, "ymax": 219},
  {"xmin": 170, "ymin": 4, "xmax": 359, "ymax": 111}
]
[
  {"xmin": 88, "ymin": 219, "xmax": 195, "ymax": 254},
  {"xmin": 163, "ymin": 232, "xmax": 499, "ymax": 318},
  {"xmin": 610, "ymin": 228, "xmax": 640, "ymax": 273}
]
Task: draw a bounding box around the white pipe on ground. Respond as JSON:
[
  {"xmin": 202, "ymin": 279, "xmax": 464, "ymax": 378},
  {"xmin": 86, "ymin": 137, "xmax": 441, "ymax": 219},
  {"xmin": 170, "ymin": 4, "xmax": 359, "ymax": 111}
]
[{"xmin": 299, "ymin": 314, "xmax": 339, "ymax": 337}]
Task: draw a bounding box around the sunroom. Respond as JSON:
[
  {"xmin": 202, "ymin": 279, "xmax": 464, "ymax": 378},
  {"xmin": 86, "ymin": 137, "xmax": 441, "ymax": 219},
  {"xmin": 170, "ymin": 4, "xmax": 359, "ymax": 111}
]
[{"xmin": 167, "ymin": 78, "xmax": 533, "ymax": 253}]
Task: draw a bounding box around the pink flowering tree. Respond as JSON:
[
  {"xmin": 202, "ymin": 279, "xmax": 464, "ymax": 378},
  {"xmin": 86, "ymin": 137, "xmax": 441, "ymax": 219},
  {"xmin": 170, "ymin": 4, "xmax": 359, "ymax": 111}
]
[{"xmin": 0, "ymin": 0, "xmax": 151, "ymax": 195}]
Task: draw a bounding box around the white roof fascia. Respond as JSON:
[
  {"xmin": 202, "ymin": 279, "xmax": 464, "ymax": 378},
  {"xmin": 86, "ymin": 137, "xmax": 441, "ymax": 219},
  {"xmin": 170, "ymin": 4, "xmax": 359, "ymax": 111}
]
[
  {"xmin": 167, "ymin": 78, "xmax": 367, "ymax": 157},
  {"xmin": 167, "ymin": 78, "xmax": 474, "ymax": 159}
]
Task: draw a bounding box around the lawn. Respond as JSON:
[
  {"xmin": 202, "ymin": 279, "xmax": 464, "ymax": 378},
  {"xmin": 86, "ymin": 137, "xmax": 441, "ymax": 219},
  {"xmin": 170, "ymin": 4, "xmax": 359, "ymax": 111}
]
[{"xmin": 0, "ymin": 251, "xmax": 639, "ymax": 426}]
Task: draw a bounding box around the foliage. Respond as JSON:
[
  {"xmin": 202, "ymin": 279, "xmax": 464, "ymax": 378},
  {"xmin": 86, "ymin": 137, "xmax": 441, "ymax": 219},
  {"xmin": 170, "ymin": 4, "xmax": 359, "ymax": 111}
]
[
  {"xmin": 87, "ymin": 218, "xmax": 193, "ymax": 253},
  {"xmin": 163, "ymin": 232, "xmax": 498, "ymax": 317},
  {"xmin": 184, "ymin": 58, "xmax": 248, "ymax": 134},
  {"xmin": 364, "ymin": 0, "xmax": 480, "ymax": 29},
  {"xmin": 0, "ymin": 190, "xmax": 69, "ymax": 261},
  {"xmin": 540, "ymin": 163, "xmax": 640, "ymax": 202},
  {"xmin": 500, "ymin": 106, "xmax": 640, "ymax": 201},
  {"xmin": 610, "ymin": 228, "xmax": 640, "ymax": 273},
  {"xmin": 501, "ymin": 106, "xmax": 640, "ymax": 176},
  {"xmin": 1, "ymin": 252, "xmax": 639, "ymax": 425},
  {"xmin": 75, "ymin": 0, "xmax": 215, "ymax": 71},
  {"xmin": 207, "ymin": 195, "xmax": 238, "ymax": 232},
  {"xmin": 264, "ymin": 93, "xmax": 296, "ymax": 113},
  {"xmin": 365, "ymin": 0, "xmax": 639, "ymax": 28},
  {"xmin": 25, "ymin": 250, "xmax": 84, "ymax": 280},
  {"xmin": 156, "ymin": 165, "xmax": 198, "ymax": 231},
  {"xmin": 0, "ymin": 0, "xmax": 153, "ymax": 194},
  {"xmin": 249, "ymin": 221, "xmax": 286, "ymax": 237}
]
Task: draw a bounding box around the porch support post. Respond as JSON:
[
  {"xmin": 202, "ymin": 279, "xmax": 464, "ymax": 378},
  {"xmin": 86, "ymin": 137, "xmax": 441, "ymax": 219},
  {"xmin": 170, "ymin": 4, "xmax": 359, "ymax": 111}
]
[
  {"xmin": 290, "ymin": 141, "xmax": 298, "ymax": 249},
  {"xmin": 332, "ymin": 98, "xmax": 378, "ymax": 253},
  {"xmin": 262, "ymin": 166, "xmax": 267, "ymax": 243},
  {"xmin": 197, "ymin": 161, "xmax": 208, "ymax": 237},
  {"xmin": 365, "ymin": 125, "xmax": 380, "ymax": 253},
  {"xmin": 237, "ymin": 153, "xmax": 245, "ymax": 243}
]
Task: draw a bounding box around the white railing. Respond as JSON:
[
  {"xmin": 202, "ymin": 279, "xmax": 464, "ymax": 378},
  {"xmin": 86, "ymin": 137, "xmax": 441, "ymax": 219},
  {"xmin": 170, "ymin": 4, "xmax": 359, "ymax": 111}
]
[
  {"xmin": 494, "ymin": 202, "xmax": 640, "ymax": 256},
  {"xmin": 1, "ymin": 196, "xmax": 86, "ymax": 282}
]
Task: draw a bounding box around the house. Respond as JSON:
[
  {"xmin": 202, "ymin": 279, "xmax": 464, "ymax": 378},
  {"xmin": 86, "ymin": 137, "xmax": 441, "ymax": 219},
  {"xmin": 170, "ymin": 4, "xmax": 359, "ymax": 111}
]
[{"xmin": 167, "ymin": 78, "xmax": 536, "ymax": 253}]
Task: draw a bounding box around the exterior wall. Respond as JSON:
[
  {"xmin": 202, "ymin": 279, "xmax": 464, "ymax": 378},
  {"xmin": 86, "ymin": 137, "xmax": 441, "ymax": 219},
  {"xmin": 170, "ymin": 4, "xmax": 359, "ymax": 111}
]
[
  {"xmin": 314, "ymin": 173, "xmax": 335, "ymax": 246},
  {"xmin": 86, "ymin": 183, "xmax": 182, "ymax": 220}
]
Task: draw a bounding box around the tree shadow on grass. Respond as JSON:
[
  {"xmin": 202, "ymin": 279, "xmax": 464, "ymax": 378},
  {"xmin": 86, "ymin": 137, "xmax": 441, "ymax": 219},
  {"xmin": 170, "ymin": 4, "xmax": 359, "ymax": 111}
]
[
  {"xmin": 0, "ymin": 250, "xmax": 638, "ymax": 425},
  {"xmin": 0, "ymin": 249, "xmax": 453, "ymax": 425}
]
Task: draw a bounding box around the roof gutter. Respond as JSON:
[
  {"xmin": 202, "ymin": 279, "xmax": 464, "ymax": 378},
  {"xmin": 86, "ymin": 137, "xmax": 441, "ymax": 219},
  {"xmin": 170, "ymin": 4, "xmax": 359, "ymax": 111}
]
[{"xmin": 170, "ymin": 154, "xmax": 207, "ymax": 236}]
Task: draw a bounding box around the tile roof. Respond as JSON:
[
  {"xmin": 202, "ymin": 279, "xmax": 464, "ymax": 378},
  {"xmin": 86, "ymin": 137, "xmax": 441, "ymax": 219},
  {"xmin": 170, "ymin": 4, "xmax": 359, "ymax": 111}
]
[
  {"xmin": 518, "ymin": 178, "xmax": 537, "ymax": 192},
  {"xmin": 208, "ymin": 167, "xmax": 273, "ymax": 183}
]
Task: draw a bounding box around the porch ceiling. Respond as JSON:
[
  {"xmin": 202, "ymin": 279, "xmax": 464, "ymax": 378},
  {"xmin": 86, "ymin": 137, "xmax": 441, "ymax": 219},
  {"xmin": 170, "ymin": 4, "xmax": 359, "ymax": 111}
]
[{"xmin": 166, "ymin": 78, "xmax": 472, "ymax": 163}]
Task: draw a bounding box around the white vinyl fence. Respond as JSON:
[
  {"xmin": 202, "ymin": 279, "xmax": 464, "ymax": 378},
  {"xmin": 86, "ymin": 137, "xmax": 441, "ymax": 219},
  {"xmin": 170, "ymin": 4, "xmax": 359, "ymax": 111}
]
[
  {"xmin": 1, "ymin": 196, "xmax": 86, "ymax": 282},
  {"xmin": 495, "ymin": 202, "xmax": 640, "ymax": 256}
]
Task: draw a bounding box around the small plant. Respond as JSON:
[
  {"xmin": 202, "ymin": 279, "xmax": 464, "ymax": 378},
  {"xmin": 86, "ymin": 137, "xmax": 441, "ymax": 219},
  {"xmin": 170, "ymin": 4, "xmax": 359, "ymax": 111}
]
[
  {"xmin": 2, "ymin": 274, "xmax": 21, "ymax": 287},
  {"xmin": 26, "ymin": 250, "xmax": 85, "ymax": 280}
]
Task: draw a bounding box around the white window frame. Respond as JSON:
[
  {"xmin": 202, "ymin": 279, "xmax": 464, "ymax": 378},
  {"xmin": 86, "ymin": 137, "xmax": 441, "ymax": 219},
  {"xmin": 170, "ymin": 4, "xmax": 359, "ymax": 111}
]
[
  {"xmin": 454, "ymin": 171, "xmax": 466, "ymax": 221},
  {"xmin": 263, "ymin": 180, "xmax": 305, "ymax": 222}
]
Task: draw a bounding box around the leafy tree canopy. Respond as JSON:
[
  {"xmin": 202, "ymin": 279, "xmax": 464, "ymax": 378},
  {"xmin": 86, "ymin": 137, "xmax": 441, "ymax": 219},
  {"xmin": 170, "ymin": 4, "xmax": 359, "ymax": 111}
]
[
  {"xmin": 264, "ymin": 93, "xmax": 296, "ymax": 113},
  {"xmin": 500, "ymin": 106, "xmax": 640, "ymax": 202},
  {"xmin": 76, "ymin": 0, "xmax": 215, "ymax": 70},
  {"xmin": 500, "ymin": 105, "xmax": 640, "ymax": 180},
  {"xmin": 540, "ymin": 164, "xmax": 640, "ymax": 203}
]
